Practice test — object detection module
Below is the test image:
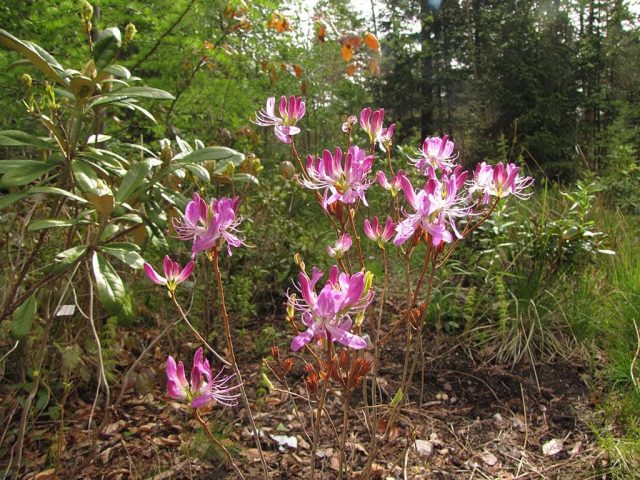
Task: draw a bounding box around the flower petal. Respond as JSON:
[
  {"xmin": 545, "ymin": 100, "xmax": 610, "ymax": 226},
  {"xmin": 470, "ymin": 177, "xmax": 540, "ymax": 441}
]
[{"xmin": 144, "ymin": 262, "xmax": 166, "ymax": 285}]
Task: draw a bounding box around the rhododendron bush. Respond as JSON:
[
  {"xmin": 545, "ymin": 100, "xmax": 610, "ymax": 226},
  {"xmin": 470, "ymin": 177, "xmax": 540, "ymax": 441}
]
[{"xmin": 140, "ymin": 95, "xmax": 532, "ymax": 479}]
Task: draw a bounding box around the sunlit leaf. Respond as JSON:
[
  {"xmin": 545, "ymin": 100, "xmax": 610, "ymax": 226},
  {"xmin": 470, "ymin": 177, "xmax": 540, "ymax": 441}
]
[
  {"xmin": 341, "ymin": 45, "xmax": 353, "ymax": 62},
  {"xmin": 364, "ymin": 32, "xmax": 380, "ymax": 51},
  {"xmin": 92, "ymin": 252, "xmax": 128, "ymax": 317}
]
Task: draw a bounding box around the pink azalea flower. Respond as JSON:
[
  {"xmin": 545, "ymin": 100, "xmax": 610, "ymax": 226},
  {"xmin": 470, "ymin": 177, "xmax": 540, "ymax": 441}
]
[
  {"xmin": 377, "ymin": 170, "xmax": 404, "ymax": 196},
  {"xmin": 410, "ymin": 135, "xmax": 457, "ymax": 174},
  {"xmin": 144, "ymin": 255, "xmax": 194, "ymax": 292},
  {"xmin": 173, "ymin": 193, "xmax": 245, "ymax": 256},
  {"xmin": 342, "ymin": 115, "xmax": 357, "ymax": 133},
  {"xmin": 326, "ymin": 234, "xmax": 352, "ymax": 259},
  {"xmin": 469, "ymin": 162, "xmax": 533, "ymax": 203},
  {"xmin": 359, "ymin": 107, "xmax": 384, "ymax": 143},
  {"xmin": 254, "ymin": 95, "xmax": 305, "ymax": 144},
  {"xmin": 303, "ymin": 146, "xmax": 374, "ymax": 206},
  {"xmin": 166, "ymin": 347, "xmax": 239, "ymax": 408},
  {"xmin": 377, "ymin": 123, "xmax": 395, "ymax": 151},
  {"xmin": 394, "ymin": 169, "xmax": 469, "ymax": 247},
  {"xmin": 289, "ymin": 266, "xmax": 374, "ymax": 352},
  {"xmin": 363, "ymin": 216, "xmax": 395, "ymax": 247},
  {"xmin": 468, "ymin": 162, "xmax": 494, "ymax": 204},
  {"xmin": 359, "ymin": 107, "xmax": 395, "ymax": 151}
]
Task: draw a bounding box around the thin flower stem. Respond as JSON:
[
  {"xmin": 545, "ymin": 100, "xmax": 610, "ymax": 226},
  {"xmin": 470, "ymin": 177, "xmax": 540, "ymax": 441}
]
[
  {"xmin": 311, "ymin": 337, "xmax": 333, "ymax": 480},
  {"xmin": 385, "ymin": 246, "xmax": 436, "ymax": 440},
  {"xmin": 379, "ymin": 243, "xmax": 433, "ymax": 345},
  {"xmin": 170, "ymin": 294, "xmax": 230, "ymax": 367},
  {"xmin": 194, "ymin": 410, "xmax": 246, "ymax": 480},
  {"xmin": 385, "ymin": 146, "xmax": 394, "ymax": 176},
  {"xmin": 347, "ymin": 209, "xmax": 365, "ymax": 270},
  {"xmin": 337, "ymin": 388, "xmax": 352, "ymax": 480},
  {"xmin": 210, "ymin": 252, "xmax": 269, "ymax": 480},
  {"xmin": 361, "ymin": 248, "xmax": 388, "ymax": 479},
  {"xmin": 290, "ymin": 140, "xmax": 311, "ymax": 183}
]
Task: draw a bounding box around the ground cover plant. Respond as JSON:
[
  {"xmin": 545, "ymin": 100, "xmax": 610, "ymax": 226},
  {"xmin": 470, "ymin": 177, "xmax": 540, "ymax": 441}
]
[{"xmin": 1, "ymin": 1, "xmax": 640, "ymax": 479}]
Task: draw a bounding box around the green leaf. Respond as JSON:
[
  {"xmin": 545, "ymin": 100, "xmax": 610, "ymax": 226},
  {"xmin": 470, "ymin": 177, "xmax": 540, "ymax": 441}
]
[
  {"xmin": 51, "ymin": 245, "xmax": 87, "ymax": 274},
  {"xmin": 113, "ymin": 213, "xmax": 143, "ymax": 224},
  {"xmin": 0, "ymin": 159, "xmax": 56, "ymax": 173},
  {"xmin": 92, "ymin": 252, "xmax": 128, "ymax": 317},
  {"xmin": 110, "ymin": 101, "xmax": 157, "ymax": 123},
  {"xmin": 390, "ymin": 388, "xmax": 404, "ymax": 407},
  {"xmin": 0, "ymin": 162, "xmax": 57, "ymax": 187},
  {"xmin": 72, "ymin": 160, "xmax": 100, "ymax": 192},
  {"xmin": 184, "ymin": 164, "xmax": 210, "ymax": 182},
  {"xmin": 0, "ymin": 186, "xmax": 87, "ymax": 210},
  {"xmin": 176, "ymin": 146, "xmax": 244, "ymax": 165},
  {"xmin": 93, "ymin": 27, "xmax": 122, "ymax": 70},
  {"xmin": 116, "ymin": 290, "xmax": 134, "ymax": 325},
  {"xmin": 99, "ymin": 86, "xmax": 174, "ymax": 101},
  {"xmin": 0, "ymin": 29, "xmax": 67, "ymax": 85},
  {"xmin": 86, "ymin": 134, "xmax": 112, "ymax": 145},
  {"xmin": 102, "ymin": 64, "xmax": 131, "ymax": 79},
  {"xmin": 101, "ymin": 242, "xmax": 144, "ymax": 269},
  {"xmin": 0, "ymin": 130, "xmax": 55, "ymax": 149},
  {"xmin": 115, "ymin": 159, "xmax": 154, "ymax": 203},
  {"xmin": 27, "ymin": 219, "xmax": 86, "ymax": 231},
  {"xmin": 232, "ymin": 173, "xmax": 259, "ymax": 184},
  {"xmin": 11, "ymin": 294, "xmax": 37, "ymax": 339},
  {"xmin": 119, "ymin": 143, "xmax": 156, "ymax": 158}
]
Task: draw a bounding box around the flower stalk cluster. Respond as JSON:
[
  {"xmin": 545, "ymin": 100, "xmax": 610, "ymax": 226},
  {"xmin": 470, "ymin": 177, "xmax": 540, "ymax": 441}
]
[{"xmin": 253, "ymin": 95, "xmax": 533, "ymax": 479}]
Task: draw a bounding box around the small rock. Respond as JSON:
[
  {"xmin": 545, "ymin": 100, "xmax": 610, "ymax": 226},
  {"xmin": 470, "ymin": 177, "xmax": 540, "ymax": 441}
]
[
  {"xmin": 270, "ymin": 434, "xmax": 297, "ymax": 451},
  {"xmin": 414, "ymin": 439, "xmax": 434, "ymax": 457},
  {"xmin": 511, "ymin": 416, "xmax": 526, "ymax": 432},
  {"xmin": 481, "ymin": 452, "xmax": 498, "ymax": 466}
]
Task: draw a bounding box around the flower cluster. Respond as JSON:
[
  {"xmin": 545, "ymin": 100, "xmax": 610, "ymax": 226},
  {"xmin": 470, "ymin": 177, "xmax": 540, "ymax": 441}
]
[
  {"xmin": 393, "ymin": 167, "xmax": 469, "ymax": 247},
  {"xmin": 252, "ymin": 97, "xmax": 534, "ymax": 351},
  {"xmin": 393, "ymin": 140, "xmax": 532, "ymax": 247},
  {"xmin": 173, "ymin": 193, "xmax": 245, "ymax": 256},
  {"xmin": 289, "ymin": 266, "xmax": 374, "ymax": 352},
  {"xmin": 166, "ymin": 347, "xmax": 240, "ymax": 408}
]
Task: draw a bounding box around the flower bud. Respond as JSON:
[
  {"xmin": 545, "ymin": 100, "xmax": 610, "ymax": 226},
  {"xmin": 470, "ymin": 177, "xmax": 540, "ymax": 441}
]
[
  {"xmin": 124, "ymin": 22, "xmax": 137, "ymax": 44},
  {"xmin": 160, "ymin": 139, "xmax": 173, "ymax": 163},
  {"xmin": 81, "ymin": 1, "xmax": 93, "ymax": 20},
  {"xmin": 271, "ymin": 345, "xmax": 280, "ymax": 361},
  {"xmin": 280, "ymin": 160, "xmax": 295, "ymax": 179},
  {"xmin": 293, "ymin": 253, "xmax": 305, "ymax": 272},
  {"xmin": 282, "ymin": 358, "xmax": 294, "ymax": 374},
  {"xmin": 82, "ymin": 20, "xmax": 92, "ymax": 36},
  {"xmin": 286, "ymin": 293, "xmax": 296, "ymax": 320},
  {"xmin": 21, "ymin": 73, "xmax": 32, "ymax": 91}
]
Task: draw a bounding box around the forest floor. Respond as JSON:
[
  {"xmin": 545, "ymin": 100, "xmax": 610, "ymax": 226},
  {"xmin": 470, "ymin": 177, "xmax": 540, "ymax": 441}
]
[{"xmin": 16, "ymin": 322, "xmax": 609, "ymax": 480}]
